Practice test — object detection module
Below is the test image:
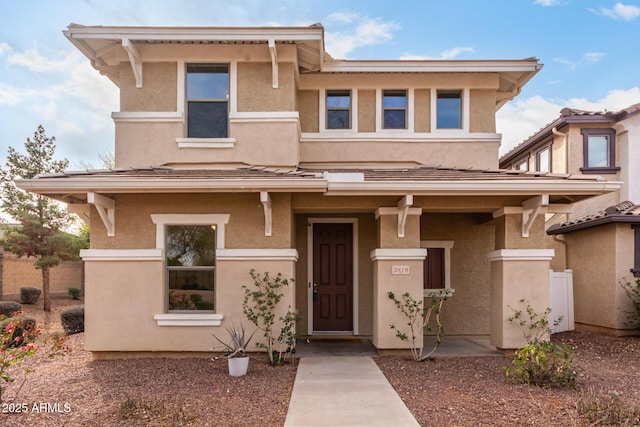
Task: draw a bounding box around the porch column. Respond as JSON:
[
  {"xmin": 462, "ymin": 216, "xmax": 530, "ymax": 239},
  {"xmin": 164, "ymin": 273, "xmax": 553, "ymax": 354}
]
[
  {"xmin": 489, "ymin": 213, "xmax": 554, "ymax": 349},
  {"xmin": 371, "ymin": 208, "xmax": 425, "ymax": 349}
]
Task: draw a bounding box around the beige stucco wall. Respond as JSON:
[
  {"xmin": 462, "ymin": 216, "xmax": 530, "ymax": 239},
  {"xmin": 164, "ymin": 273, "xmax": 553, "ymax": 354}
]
[
  {"xmin": 120, "ymin": 62, "xmax": 177, "ymax": 112},
  {"xmin": 564, "ymin": 223, "xmax": 636, "ymax": 331},
  {"xmin": 84, "ymin": 257, "xmax": 296, "ymax": 354},
  {"xmin": 300, "ymin": 140, "xmax": 500, "ymax": 169},
  {"xmin": 421, "ymin": 213, "xmax": 495, "ymax": 335},
  {"xmin": 237, "ymin": 62, "xmax": 296, "ymax": 112},
  {"xmin": 358, "ymin": 90, "xmax": 376, "ymax": 132},
  {"xmin": 298, "ymin": 90, "xmax": 319, "ymax": 133},
  {"xmin": 90, "ymin": 193, "xmax": 293, "ymax": 250},
  {"xmin": 414, "ymin": 89, "xmax": 430, "ymax": 133},
  {"xmin": 469, "ymin": 89, "xmax": 495, "ymax": 133},
  {"xmin": 495, "ymin": 214, "xmax": 548, "ymax": 250},
  {"xmin": 114, "ymin": 117, "xmax": 300, "ymax": 168}
]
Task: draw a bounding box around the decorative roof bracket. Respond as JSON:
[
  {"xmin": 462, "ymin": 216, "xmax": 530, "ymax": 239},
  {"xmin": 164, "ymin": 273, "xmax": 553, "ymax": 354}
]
[
  {"xmin": 260, "ymin": 191, "xmax": 272, "ymax": 236},
  {"xmin": 88, "ymin": 192, "xmax": 115, "ymax": 237},
  {"xmin": 122, "ymin": 38, "xmax": 142, "ymax": 88},
  {"xmin": 397, "ymin": 194, "xmax": 414, "ymax": 238},
  {"xmin": 268, "ymin": 39, "xmax": 278, "ymax": 89},
  {"xmin": 522, "ymin": 195, "xmax": 549, "ymax": 237}
]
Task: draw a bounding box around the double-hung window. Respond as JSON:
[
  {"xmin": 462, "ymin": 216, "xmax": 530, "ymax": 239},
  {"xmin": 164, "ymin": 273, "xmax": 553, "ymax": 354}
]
[
  {"xmin": 436, "ymin": 90, "xmax": 462, "ymax": 129},
  {"xmin": 515, "ymin": 159, "xmax": 529, "ymax": 171},
  {"xmin": 535, "ymin": 145, "xmax": 551, "ymax": 173},
  {"xmin": 186, "ymin": 64, "xmax": 229, "ymax": 138},
  {"xmin": 581, "ymin": 128, "xmax": 619, "ymax": 173},
  {"xmin": 383, "ymin": 90, "xmax": 407, "ymax": 129},
  {"xmin": 166, "ymin": 225, "xmax": 216, "ymax": 311},
  {"xmin": 326, "ymin": 90, "xmax": 351, "ymax": 129},
  {"xmin": 421, "ymin": 241, "xmax": 454, "ymax": 296}
]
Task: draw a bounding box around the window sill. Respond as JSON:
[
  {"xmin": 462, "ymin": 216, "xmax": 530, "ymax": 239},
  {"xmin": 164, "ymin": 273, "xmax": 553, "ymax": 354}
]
[
  {"xmin": 424, "ymin": 289, "xmax": 455, "ymax": 298},
  {"xmin": 176, "ymin": 138, "xmax": 235, "ymax": 148},
  {"xmin": 580, "ymin": 166, "xmax": 620, "ymax": 174},
  {"xmin": 631, "ymin": 268, "xmax": 640, "ymax": 278},
  {"xmin": 154, "ymin": 313, "xmax": 224, "ymax": 327}
]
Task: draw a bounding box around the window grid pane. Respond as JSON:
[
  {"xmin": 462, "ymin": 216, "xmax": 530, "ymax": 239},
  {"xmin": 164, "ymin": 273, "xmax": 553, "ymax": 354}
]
[
  {"xmin": 587, "ymin": 136, "xmax": 609, "ymax": 167},
  {"xmin": 326, "ymin": 90, "xmax": 351, "ymax": 129},
  {"xmin": 186, "ymin": 64, "xmax": 229, "ymax": 138},
  {"xmin": 536, "ymin": 148, "xmax": 550, "ymax": 172},
  {"xmin": 383, "ymin": 90, "xmax": 407, "ymax": 129},
  {"xmin": 166, "ymin": 225, "xmax": 216, "ymax": 311},
  {"xmin": 437, "ymin": 91, "xmax": 462, "ymax": 129}
]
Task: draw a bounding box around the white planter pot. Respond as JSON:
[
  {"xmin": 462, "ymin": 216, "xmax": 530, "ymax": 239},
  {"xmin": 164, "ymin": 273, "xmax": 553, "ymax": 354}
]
[{"xmin": 228, "ymin": 356, "xmax": 250, "ymax": 377}]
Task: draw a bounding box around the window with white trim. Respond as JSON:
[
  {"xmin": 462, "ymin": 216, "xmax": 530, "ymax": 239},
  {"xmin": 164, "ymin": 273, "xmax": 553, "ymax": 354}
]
[
  {"xmin": 535, "ymin": 145, "xmax": 551, "ymax": 173},
  {"xmin": 326, "ymin": 90, "xmax": 351, "ymax": 129},
  {"xmin": 515, "ymin": 158, "xmax": 529, "ymax": 171},
  {"xmin": 186, "ymin": 64, "xmax": 229, "ymax": 138},
  {"xmin": 166, "ymin": 225, "xmax": 216, "ymax": 311},
  {"xmin": 421, "ymin": 241, "xmax": 454, "ymax": 296},
  {"xmin": 383, "ymin": 89, "xmax": 407, "ymax": 129},
  {"xmin": 436, "ymin": 90, "xmax": 462, "ymax": 129}
]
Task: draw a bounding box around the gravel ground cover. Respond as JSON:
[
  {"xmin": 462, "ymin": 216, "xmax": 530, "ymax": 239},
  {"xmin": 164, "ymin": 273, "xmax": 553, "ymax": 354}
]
[{"xmin": 2, "ymin": 296, "xmax": 639, "ymax": 426}]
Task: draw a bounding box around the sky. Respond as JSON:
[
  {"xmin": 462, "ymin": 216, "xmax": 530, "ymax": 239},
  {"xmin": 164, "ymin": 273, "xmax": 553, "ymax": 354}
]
[{"xmin": 1, "ymin": 0, "xmax": 639, "ymax": 170}]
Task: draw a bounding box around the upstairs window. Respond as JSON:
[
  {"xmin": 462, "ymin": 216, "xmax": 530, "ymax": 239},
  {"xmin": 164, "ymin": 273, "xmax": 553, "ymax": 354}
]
[
  {"xmin": 581, "ymin": 128, "xmax": 619, "ymax": 174},
  {"xmin": 535, "ymin": 146, "xmax": 551, "ymax": 173},
  {"xmin": 437, "ymin": 90, "xmax": 462, "ymax": 129},
  {"xmin": 186, "ymin": 64, "xmax": 229, "ymax": 138},
  {"xmin": 166, "ymin": 225, "xmax": 216, "ymax": 311},
  {"xmin": 515, "ymin": 159, "xmax": 529, "ymax": 171},
  {"xmin": 326, "ymin": 90, "xmax": 351, "ymax": 129},
  {"xmin": 383, "ymin": 90, "xmax": 407, "ymax": 129}
]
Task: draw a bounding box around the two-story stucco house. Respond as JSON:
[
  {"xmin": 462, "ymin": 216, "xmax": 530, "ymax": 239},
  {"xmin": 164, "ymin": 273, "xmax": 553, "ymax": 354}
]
[
  {"xmin": 500, "ymin": 105, "xmax": 640, "ymax": 334},
  {"xmin": 16, "ymin": 24, "xmax": 622, "ymax": 357}
]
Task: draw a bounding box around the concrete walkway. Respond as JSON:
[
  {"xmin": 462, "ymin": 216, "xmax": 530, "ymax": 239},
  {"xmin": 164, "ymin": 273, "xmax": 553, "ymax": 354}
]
[{"xmin": 284, "ymin": 356, "xmax": 420, "ymax": 427}]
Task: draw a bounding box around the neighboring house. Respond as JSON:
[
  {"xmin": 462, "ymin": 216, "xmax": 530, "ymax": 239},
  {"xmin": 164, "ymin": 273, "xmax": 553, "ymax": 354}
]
[
  {"xmin": 500, "ymin": 104, "xmax": 640, "ymax": 334},
  {"xmin": 15, "ymin": 24, "xmax": 622, "ymax": 357}
]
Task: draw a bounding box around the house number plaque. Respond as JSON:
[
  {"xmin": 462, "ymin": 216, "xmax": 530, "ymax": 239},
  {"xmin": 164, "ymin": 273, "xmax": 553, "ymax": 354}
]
[{"xmin": 391, "ymin": 265, "xmax": 410, "ymax": 275}]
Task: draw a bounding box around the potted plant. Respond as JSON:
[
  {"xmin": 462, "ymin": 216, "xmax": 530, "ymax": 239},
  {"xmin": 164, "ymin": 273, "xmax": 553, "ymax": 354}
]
[{"xmin": 212, "ymin": 322, "xmax": 256, "ymax": 377}]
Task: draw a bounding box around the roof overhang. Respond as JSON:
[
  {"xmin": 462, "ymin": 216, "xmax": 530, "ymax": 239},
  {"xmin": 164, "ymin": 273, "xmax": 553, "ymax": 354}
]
[
  {"xmin": 321, "ymin": 58, "xmax": 542, "ymax": 111},
  {"xmin": 64, "ymin": 23, "xmax": 326, "ymax": 85}
]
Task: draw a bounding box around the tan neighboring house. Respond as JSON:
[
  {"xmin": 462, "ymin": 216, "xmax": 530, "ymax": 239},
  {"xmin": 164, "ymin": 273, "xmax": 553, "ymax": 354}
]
[
  {"xmin": 15, "ymin": 24, "xmax": 623, "ymax": 357},
  {"xmin": 500, "ymin": 105, "xmax": 640, "ymax": 334}
]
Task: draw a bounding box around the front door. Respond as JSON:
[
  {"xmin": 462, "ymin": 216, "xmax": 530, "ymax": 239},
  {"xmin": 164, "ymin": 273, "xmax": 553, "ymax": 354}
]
[{"xmin": 313, "ymin": 223, "xmax": 353, "ymax": 332}]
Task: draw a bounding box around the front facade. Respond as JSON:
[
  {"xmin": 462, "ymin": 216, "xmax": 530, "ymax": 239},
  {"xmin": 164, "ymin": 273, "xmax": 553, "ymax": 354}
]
[
  {"xmin": 16, "ymin": 24, "xmax": 623, "ymax": 356},
  {"xmin": 500, "ymin": 105, "xmax": 640, "ymax": 333}
]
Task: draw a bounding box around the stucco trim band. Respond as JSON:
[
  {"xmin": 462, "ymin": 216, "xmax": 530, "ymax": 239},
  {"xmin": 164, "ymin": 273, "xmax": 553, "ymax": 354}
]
[
  {"xmin": 216, "ymin": 248, "xmax": 299, "ymax": 261},
  {"xmin": 153, "ymin": 313, "xmax": 224, "ymax": 327},
  {"xmin": 80, "ymin": 248, "xmax": 163, "ymax": 261},
  {"xmin": 486, "ymin": 249, "xmax": 555, "ymax": 262},
  {"xmin": 370, "ymin": 248, "xmax": 427, "ymax": 261},
  {"xmin": 112, "ymin": 112, "xmax": 182, "ymax": 122}
]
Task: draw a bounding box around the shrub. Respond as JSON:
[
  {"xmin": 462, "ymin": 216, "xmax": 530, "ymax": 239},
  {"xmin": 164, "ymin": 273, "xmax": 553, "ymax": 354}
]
[
  {"xmin": 60, "ymin": 305, "xmax": 84, "ymax": 335},
  {"xmin": 577, "ymin": 389, "xmax": 640, "ymax": 425},
  {"xmin": 1, "ymin": 316, "xmax": 37, "ymax": 347},
  {"xmin": 620, "ymin": 278, "xmax": 640, "ymax": 330},
  {"xmin": 68, "ymin": 287, "xmax": 82, "ymax": 300},
  {"xmin": 387, "ymin": 290, "xmax": 451, "ymax": 361},
  {"xmin": 242, "ymin": 270, "xmax": 299, "ymax": 365},
  {"xmin": 504, "ymin": 299, "xmax": 578, "ymax": 388},
  {"xmin": 0, "ymin": 301, "xmax": 22, "ymax": 317},
  {"xmin": 20, "ymin": 287, "xmax": 41, "ymax": 304}
]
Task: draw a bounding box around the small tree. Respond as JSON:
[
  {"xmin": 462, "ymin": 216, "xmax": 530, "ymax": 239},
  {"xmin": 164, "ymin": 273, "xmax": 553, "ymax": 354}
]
[{"xmin": 0, "ymin": 125, "xmax": 82, "ymax": 311}]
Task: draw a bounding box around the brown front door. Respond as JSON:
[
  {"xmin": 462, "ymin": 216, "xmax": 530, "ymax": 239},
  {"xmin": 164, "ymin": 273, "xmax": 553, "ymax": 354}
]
[{"xmin": 313, "ymin": 223, "xmax": 353, "ymax": 332}]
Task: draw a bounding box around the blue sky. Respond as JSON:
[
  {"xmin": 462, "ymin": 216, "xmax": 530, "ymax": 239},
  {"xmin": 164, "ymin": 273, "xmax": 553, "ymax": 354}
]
[{"xmin": 1, "ymin": 0, "xmax": 639, "ymax": 169}]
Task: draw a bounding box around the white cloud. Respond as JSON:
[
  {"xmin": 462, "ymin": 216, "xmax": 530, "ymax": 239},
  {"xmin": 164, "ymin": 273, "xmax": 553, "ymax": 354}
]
[
  {"xmin": 6, "ymin": 48, "xmax": 79, "ymax": 73},
  {"xmin": 554, "ymin": 51, "xmax": 605, "ymax": 70},
  {"xmin": 593, "ymin": 3, "xmax": 640, "ymax": 21},
  {"xmin": 0, "ymin": 43, "xmax": 13, "ymax": 56},
  {"xmin": 325, "ymin": 12, "xmax": 359, "ymax": 24},
  {"xmin": 497, "ymin": 87, "xmax": 640, "ymax": 155},
  {"xmin": 583, "ymin": 52, "xmax": 605, "ymax": 63},
  {"xmin": 401, "ymin": 47, "xmax": 475, "ymax": 60},
  {"xmin": 533, "ymin": 0, "xmax": 562, "ymax": 6},
  {"xmin": 324, "ymin": 14, "xmax": 400, "ymax": 58}
]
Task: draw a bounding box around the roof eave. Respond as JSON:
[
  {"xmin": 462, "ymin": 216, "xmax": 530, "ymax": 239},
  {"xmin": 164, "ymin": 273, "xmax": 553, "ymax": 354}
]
[{"xmin": 547, "ymin": 215, "xmax": 640, "ymax": 235}]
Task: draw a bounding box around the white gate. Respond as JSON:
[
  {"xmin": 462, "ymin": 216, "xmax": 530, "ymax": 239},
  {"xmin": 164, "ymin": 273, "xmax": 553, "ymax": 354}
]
[{"xmin": 549, "ymin": 269, "xmax": 574, "ymax": 333}]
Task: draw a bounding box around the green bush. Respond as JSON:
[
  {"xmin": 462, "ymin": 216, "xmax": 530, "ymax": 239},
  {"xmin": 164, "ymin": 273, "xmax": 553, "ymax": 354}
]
[
  {"xmin": 60, "ymin": 305, "xmax": 84, "ymax": 335},
  {"xmin": 20, "ymin": 287, "xmax": 41, "ymax": 304},
  {"xmin": 505, "ymin": 341, "xmax": 578, "ymax": 388},
  {"xmin": 1, "ymin": 316, "xmax": 37, "ymax": 347},
  {"xmin": 0, "ymin": 301, "xmax": 22, "ymax": 317},
  {"xmin": 68, "ymin": 287, "xmax": 81, "ymax": 300}
]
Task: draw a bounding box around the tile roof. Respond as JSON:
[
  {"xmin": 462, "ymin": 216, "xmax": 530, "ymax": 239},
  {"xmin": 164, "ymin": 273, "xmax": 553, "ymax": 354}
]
[{"xmin": 547, "ymin": 200, "xmax": 640, "ymax": 235}]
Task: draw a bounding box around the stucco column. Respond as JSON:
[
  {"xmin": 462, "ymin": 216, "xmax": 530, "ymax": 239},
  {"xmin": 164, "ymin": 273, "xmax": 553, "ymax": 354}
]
[{"xmin": 371, "ymin": 208, "xmax": 424, "ymax": 349}]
